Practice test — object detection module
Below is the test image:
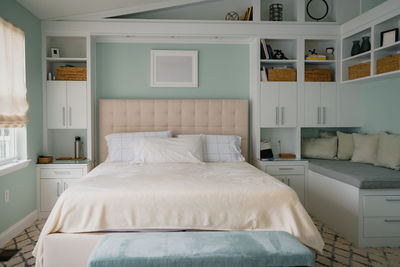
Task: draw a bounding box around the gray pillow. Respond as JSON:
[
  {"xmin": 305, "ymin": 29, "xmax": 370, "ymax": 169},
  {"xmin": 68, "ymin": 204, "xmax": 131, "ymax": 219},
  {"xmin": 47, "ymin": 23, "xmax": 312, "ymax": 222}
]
[{"xmin": 351, "ymin": 133, "xmax": 379, "ymax": 164}]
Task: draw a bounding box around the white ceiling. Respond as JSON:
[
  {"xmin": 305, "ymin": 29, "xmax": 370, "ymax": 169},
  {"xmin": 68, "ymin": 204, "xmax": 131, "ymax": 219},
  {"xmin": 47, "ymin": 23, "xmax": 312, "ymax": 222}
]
[{"xmin": 16, "ymin": 0, "xmax": 211, "ymax": 20}]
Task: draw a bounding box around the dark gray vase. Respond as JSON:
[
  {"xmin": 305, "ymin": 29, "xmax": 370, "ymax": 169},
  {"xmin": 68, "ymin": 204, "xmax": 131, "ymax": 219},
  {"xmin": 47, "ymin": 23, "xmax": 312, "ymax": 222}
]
[
  {"xmin": 351, "ymin": 40, "xmax": 361, "ymax": 56},
  {"xmin": 361, "ymin": 36, "xmax": 371, "ymax": 52}
]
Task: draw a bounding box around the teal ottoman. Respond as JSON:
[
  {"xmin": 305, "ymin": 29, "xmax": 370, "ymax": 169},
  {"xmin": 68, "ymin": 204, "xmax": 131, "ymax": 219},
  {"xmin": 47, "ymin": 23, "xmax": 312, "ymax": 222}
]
[{"xmin": 88, "ymin": 231, "xmax": 315, "ymax": 267}]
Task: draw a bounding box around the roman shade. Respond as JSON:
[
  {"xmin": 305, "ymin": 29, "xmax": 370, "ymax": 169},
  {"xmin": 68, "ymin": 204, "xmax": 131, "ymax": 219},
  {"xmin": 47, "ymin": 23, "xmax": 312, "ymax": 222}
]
[{"xmin": 0, "ymin": 17, "xmax": 29, "ymax": 128}]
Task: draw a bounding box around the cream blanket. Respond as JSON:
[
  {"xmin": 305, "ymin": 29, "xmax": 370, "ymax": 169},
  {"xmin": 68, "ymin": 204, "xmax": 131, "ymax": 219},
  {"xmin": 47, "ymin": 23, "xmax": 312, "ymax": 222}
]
[{"xmin": 33, "ymin": 162, "xmax": 324, "ymax": 266}]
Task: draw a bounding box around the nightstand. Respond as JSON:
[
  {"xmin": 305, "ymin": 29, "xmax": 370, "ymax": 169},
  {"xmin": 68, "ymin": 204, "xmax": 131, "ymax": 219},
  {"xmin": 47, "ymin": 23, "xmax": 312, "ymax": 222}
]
[
  {"xmin": 254, "ymin": 159, "xmax": 308, "ymax": 207},
  {"xmin": 36, "ymin": 160, "xmax": 94, "ymax": 218}
]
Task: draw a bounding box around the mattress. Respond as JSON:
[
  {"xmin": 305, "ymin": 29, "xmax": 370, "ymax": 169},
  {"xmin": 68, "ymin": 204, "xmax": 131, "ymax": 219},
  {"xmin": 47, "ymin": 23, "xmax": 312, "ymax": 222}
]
[
  {"xmin": 308, "ymin": 159, "xmax": 400, "ymax": 189},
  {"xmin": 34, "ymin": 162, "xmax": 324, "ymax": 266}
]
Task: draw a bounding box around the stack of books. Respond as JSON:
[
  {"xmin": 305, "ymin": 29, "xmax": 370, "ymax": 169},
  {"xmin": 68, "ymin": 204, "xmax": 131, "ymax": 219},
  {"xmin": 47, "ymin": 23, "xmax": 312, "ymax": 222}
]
[
  {"xmin": 260, "ymin": 39, "xmax": 274, "ymax": 59},
  {"xmin": 306, "ymin": 54, "xmax": 327, "ymax": 60},
  {"xmin": 240, "ymin": 6, "xmax": 253, "ymax": 21}
]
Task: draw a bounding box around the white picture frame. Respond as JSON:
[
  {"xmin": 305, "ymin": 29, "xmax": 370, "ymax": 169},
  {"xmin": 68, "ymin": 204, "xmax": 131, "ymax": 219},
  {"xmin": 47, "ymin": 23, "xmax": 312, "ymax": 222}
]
[
  {"xmin": 51, "ymin": 47, "xmax": 60, "ymax": 58},
  {"xmin": 151, "ymin": 50, "xmax": 198, "ymax": 87}
]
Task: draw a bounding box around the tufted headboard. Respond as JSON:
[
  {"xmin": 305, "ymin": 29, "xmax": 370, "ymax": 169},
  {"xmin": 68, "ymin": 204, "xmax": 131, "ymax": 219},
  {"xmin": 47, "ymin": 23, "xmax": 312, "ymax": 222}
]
[{"xmin": 99, "ymin": 99, "xmax": 248, "ymax": 163}]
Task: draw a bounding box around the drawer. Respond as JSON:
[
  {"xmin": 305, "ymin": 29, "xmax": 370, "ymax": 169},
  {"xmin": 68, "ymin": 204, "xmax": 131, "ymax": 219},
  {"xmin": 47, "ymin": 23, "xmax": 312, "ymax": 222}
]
[
  {"xmin": 364, "ymin": 217, "xmax": 400, "ymax": 237},
  {"xmin": 40, "ymin": 168, "xmax": 83, "ymax": 179},
  {"xmin": 265, "ymin": 165, "xmax": 305, "ymax": 175},
  {"xmin": 363, "ymin": 196, "xmax": 400, "ymax": 216}
]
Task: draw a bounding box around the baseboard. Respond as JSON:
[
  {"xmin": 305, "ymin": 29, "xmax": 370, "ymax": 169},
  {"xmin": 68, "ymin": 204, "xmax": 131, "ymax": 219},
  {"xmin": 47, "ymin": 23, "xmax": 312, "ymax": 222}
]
[{"xmin": 0, "ymin": 210, "xmax": 38, "ymax": 248}]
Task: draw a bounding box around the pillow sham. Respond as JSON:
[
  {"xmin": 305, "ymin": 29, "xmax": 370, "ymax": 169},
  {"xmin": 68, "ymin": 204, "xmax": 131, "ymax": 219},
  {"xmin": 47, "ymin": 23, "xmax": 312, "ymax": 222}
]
[
  {"xmin": 336, "ymin": 131, "xmax": 354, "ymax": 160},
  {"xmin": 178, "ymin": 134, "xmax": 245, "ymax": 162},
  {"xmin": 351, "ymin": 133, "xmax": 379, "ymax": 164},
  {"xmin": 375, "ymin": 131, "xmax": 400, "ymax": 170},
  {"xmin": 134, "ymin": 136, "xmax": 203, "ymax": 163},
  {"xmin": 105, "ymin": 130, "xmax": 172, "ymax": 162},
  {"xmin": 319, "ymin": 130, "xmax": 336, "ymax": 138},
  {"xmin": 301, "ymin": 137, "xmax": 338, "ymax": 159}
]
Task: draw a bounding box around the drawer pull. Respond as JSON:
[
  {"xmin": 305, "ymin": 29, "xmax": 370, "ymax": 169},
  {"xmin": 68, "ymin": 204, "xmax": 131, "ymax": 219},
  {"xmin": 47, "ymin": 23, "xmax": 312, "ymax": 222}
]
[
  {"xmin": 54, "ymin": 171, "xmax": 71, "ymax": 175},
  {"xmin": 386, "ymin": 199, "xmax": 400, "ymax": 202},
  {"xmin": 279, "ymin": 168, "xmax": 295, "ymax": 171},
  {"xmin": 384, "ymin": 219, "xmax": 400, "ymax": 223}
]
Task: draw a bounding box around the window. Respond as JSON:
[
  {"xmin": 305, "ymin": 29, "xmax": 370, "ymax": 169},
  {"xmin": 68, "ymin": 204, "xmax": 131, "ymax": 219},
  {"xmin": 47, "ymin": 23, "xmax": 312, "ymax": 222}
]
[
  {"xmin": 0, "ymin": 17, "xmax": 29, "ymax": 172},
  {"xmin": 0, "ymin": 128, "xmax": 17, "ymax": 165}
]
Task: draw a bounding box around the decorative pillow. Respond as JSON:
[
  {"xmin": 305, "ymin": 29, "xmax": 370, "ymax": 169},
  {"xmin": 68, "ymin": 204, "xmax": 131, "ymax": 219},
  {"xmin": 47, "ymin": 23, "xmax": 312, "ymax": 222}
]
[
  {"xmin": 134, "ymin": 136, "xmax": 203, "ymax": 163},
  {"xmin": 178, "ymin": 134, "xmax": 245, "ymax": 162},
  {"xmin": 375, "ymin": 131, "xmax": 400, "ymax": 170},
  {"xmin": 301, "ymin": 137, "xmax": 338, "ymax": 159},
  {"xmin": 351, "ymin": 133, "xmax": 379, "ymax": 164},
  {"xmin": 336, "ymin": 131, "xmax": 354, "ymax": 160},
  {"xmin": 105, "ymin": 131, "xmax": 172, "ymax": 162}
]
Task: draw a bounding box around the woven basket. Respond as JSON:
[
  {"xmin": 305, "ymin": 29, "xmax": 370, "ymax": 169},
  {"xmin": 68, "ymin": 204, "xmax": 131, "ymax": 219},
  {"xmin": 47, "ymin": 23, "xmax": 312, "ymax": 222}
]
[
  {"xmin": 57, "ymin": 67, "xmax": 87, "ymax": 81},
  {"xmin": 267, "ymin": 69, "xmax": 296, "ymax": 81},
  {"xmin": 348, "ymin": 62, "xmax": 370, "ymax": 80},
  {"xmin": 305, "ymin": 69, "xmax": 332, "ymax": 81},
  {"xmin": 376, "ymin": 54, "xmax": 400, "ymax": 75}
]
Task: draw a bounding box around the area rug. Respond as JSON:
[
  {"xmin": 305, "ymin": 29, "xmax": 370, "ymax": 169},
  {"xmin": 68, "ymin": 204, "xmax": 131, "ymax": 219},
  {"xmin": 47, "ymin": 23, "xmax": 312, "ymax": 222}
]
[{"xmin": 1, "ymin": 218, "xmax": 399, "ymax": 267}]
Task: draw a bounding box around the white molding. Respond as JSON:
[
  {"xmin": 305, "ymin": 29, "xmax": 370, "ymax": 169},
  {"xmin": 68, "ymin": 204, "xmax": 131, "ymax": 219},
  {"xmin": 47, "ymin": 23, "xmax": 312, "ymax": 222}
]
[
  {"xmin": 0, "ymin": 160, "xmax": 31, "ymax": 177},
  {"xmin": 56, "ymin": 0, "xmax": 214, "ymax": 21},
  {"xmin": 0, "ymin": 210, "xmax": 38, "ymax": 248},
  {"xmin": 95, "ymin": 36, "xmax": 253, "ymax": 44}
]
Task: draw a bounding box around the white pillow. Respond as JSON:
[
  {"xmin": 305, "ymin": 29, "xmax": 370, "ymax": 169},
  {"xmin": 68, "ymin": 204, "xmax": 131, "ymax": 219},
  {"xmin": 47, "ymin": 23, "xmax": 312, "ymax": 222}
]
[
  {"xmin": 178, "ymin": 134, "xmax": 245, "ymax": 162},
  {"xmin": 134, "ymin": 136, "xmax": 203, "ymax": 163},
  {"xmin": 336, "ymin": 131, "xmax": 354, "ymax": 160},
  {"xmin": 105, "ymin": 131, "xmax": 172, "ymax": 162},
  {"xmin": 375, "ymin": 131, "xmax": 400, "ymax": 170},
  {"xmin": 301, "ymin": 137, "xmax": 338, "ymax": 159},
  {"xmin": 351, "ymin": 133, "xmax": 379, "ymax": 164}
]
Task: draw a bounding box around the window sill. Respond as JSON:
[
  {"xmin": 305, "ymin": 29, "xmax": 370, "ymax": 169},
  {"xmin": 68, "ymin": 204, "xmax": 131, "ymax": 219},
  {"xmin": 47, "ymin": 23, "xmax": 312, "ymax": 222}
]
[{"xmin": 0, "ymin": 160, "xmax": 31, "ymax": 176}]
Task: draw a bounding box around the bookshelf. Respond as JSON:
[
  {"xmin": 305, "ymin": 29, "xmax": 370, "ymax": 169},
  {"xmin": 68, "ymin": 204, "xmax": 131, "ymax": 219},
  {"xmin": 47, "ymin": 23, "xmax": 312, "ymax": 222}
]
[{"xmin": 304, "ymin": 39, "xmax": 337, "ymax": 82}]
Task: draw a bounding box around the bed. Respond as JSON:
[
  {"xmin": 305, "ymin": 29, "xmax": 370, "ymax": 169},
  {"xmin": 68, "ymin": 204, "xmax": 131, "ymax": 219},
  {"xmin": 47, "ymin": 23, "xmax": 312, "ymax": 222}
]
[{"xmin": 33, "ymin": 99, "xmax": 323, "ymax": 267}]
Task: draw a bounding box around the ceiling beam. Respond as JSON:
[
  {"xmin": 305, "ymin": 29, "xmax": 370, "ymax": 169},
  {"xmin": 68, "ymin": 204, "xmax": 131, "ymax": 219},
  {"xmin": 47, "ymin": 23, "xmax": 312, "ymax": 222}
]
[{"xmin": 54, "ymin": 0, "xmax": 215, "ymax": 21}]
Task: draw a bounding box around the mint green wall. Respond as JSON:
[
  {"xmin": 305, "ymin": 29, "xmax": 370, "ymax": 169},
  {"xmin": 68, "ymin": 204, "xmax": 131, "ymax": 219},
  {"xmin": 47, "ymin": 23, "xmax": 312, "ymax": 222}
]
[
  {"xmin": 0, "ymin": 1, "xmax": 42, "ymax": 233},
  {"xmin": 361, "ymin": 77, "xmax": 400, "ymax": 134},
  {"xmin": 96, "ymin": 43, "xmax": 249, "ymax": 99}
]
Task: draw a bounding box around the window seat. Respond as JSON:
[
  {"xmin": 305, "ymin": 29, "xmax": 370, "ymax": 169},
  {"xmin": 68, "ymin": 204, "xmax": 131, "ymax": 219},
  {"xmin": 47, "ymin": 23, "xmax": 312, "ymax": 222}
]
[{"xmin": 308, "ymin": 159, "xmax": 400, "ymax": 189}]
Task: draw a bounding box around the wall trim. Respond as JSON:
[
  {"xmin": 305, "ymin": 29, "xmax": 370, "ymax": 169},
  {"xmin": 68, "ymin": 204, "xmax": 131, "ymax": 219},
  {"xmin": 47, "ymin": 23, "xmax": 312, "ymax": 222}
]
[{"xmin": 0, "ymin": 210, "xmax": 38, "ymax": 248}]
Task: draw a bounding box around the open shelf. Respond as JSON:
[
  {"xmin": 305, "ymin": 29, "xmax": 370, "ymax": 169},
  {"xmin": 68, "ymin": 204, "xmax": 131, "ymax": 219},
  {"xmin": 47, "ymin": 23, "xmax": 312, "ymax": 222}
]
[
  {"xmin": 260, "ymin": 0, "xmax": 297, "ymax": 22},
  {"xmin": 305, "ymin": 60, "xmax": 336, "ymax": 63},
  {"xmin": 342, "ymin": 28, "xmax": 371, "ymax": 60},
  {"xmin": 261, "ymin": 59, "xmax": 297, "ymax": 63},
  {"xmin": 374, "ymin": 14, "xmax": 400, "ymax": 49},
  {"xmin": 46, "ymin": 57, "xmax": 87, "ymax": 62},
  {"xmin": 342, "ymin": 51, "xmax": 371, "ymax": 62},
  {"xmin": 304, "ymin": 0, "xmax": 336, "ymax": 23}
]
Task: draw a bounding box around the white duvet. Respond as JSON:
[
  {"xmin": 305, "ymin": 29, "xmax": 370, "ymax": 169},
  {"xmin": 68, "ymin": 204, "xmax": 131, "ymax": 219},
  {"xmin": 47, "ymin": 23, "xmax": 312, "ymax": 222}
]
[{"xmin": 33, "ymin": 162, "xmax": 324, "ymax": 266}]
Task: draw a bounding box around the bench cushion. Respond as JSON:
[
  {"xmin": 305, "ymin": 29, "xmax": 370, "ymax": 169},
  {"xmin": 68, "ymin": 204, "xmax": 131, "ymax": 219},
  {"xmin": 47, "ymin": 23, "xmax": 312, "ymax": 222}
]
[
  {"xmin": 88, "ymin": 231, "xmax": 315, "ymax": 267},
  {"xmin": 309, "ymin": 159, "xmax": 400, "ymax": 189}
]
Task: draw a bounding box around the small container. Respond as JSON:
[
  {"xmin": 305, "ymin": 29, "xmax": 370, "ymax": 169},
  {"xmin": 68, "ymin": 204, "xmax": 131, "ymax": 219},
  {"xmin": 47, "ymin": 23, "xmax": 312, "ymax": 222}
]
[
  {"xmin": 48, "ymin": 72, "xmax": 52, "ymax": 80},
  {"xmin": 74, "ymin": 136, "xmax": 82, "ymax": 159}
]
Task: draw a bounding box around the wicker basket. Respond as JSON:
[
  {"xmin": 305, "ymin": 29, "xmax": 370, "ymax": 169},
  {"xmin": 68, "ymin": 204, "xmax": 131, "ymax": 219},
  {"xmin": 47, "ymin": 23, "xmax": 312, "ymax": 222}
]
[
  {"xmin": 348, "ymin": 62, "xmax": 370, "ymax": 80},
  {"xmin": 57, "ymin": 67, "xmax": 87, "ymax": 81},
  {"xmin": 305, "ymin": 69, "xmax": 332, "ymax": 81},
  {"xmin": 376, "ymin": 54, "xmax": 400, "ymax": 75},
  {"xmin": 267, "ymin": 69, "xmax": 296, "ymax": 81}
]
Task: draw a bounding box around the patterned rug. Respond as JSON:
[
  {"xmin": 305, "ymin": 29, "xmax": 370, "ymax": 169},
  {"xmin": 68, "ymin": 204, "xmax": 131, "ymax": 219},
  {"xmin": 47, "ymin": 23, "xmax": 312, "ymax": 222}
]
[{"xmin": 1, "ymin": 218, "xmax": 399, "ymax": 267}]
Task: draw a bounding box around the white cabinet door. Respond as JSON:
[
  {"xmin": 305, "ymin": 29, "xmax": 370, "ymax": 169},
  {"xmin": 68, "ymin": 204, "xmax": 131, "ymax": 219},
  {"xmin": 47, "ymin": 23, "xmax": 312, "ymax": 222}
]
[
  {"xmin": 47, "ymin": 81, "xmax": 67, "ymax": 129},
  {"xmin": 304, "ymin": 83, "xmax": 322, "ymax": 126},
  {"xmin": 277, "ymin": 175, "xmax": 305, "ymax": 205},
  {"xmin": 67, "ymin": 81, "xmax": 87, "ymax": 129},
  {"xmin": 61, "ymin": 178, "xmax": 80, "ymax": 192},
  {"xmin": 279, "ymin": 83, "xmax": 297, "ymax": 127},
  {"xmin": 40, "ymin": 179, "xmax": 61, "ymax": 212},
  {"xmin": 260, "ymin": 83, "xmax": 279, "ymax": 127},
  {"xmin": 321, "ymin": 83, "xmax": 337, "ymax": 126}
]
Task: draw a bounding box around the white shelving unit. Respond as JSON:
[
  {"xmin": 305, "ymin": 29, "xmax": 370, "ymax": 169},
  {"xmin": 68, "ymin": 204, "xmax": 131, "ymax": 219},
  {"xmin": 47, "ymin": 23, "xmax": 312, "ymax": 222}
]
[
  {"xmin": 304, "ymin": 39, "xmax": 338, "ymax": 82},
  {"xmin": 42, "ymin": 35, "xmax": 93, "ymax": 161},
  {"xmin": 341, "ymin": 11, "xmax": 400, "ymax": 83}
]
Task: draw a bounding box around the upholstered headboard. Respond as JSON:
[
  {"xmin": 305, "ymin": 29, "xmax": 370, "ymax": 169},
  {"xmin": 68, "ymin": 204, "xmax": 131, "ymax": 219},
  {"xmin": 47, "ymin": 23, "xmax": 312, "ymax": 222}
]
[{"xmin": 99, "ymin": 99, "xmax": 248, "ymax": 163}]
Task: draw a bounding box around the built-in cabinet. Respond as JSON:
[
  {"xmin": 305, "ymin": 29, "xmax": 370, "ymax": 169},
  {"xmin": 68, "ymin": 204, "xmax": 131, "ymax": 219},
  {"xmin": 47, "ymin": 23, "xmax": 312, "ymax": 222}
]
[
  {"xmin": 36, "ymin": 162, "xmax": 93, "ymax": 217},
  {"xmin": 304, "ymin": 82, "xmax": 337, "ymax": 127},
  {"xmin": 47, "ymin": 81, "xmax": 87, "ymax": 129},
  {"xmin": 254, "ymin": 160, "xmax": 307, "ymax": 206},
  {"xmin": 260, "ymin": 83, "xmax": 297, "ymax": 128}
]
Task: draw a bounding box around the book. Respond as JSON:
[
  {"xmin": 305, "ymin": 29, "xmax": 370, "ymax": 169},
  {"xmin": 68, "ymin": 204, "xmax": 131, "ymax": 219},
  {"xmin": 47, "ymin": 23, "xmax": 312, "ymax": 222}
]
[
  {"xmin": 266, "ymin": 44, "xmax": 274, "ymax": 59},
  {"xmin": 260, "ymin": 42, "xmax": 266, "ymax": 59},
  {"xmin": 261, "ymin": 66, "xmax": 267, "ymax": 81},
  {"xmin": 306, "ymin": 56, "xmax": 327, "ymax": 60},
  {"xmin": 260, "ymin": 39, "xmax": 268, "ymax": 59},
  {"xmin": 248, "ymin": 6, "xmax": 253, "ymax": 21}
]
